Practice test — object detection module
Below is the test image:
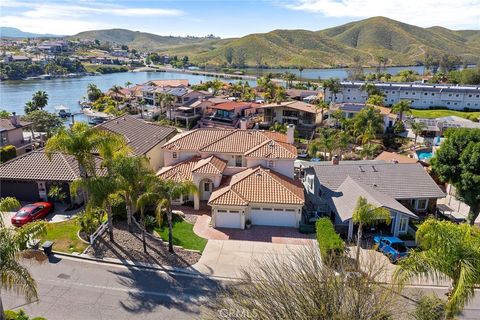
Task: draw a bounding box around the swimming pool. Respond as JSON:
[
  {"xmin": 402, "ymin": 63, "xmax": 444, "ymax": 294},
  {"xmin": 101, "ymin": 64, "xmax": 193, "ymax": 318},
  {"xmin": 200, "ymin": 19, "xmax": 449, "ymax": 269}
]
[{"xmin": 416, "ymin": 150, "xmax": 433, "ymax": 161}]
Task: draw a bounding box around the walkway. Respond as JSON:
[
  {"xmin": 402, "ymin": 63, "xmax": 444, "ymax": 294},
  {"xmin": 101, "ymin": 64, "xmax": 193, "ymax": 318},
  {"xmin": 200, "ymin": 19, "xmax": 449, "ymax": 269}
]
[{"xmin": 193, "ymin": 214, "xmax": 315, "ymax": 245}]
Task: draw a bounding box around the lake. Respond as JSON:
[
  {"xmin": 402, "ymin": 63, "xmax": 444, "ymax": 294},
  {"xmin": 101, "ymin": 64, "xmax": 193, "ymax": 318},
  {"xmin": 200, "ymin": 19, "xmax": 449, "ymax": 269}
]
[{"xmin": 0, "ymin": 65, "xmax": 427, "ymax": 118}]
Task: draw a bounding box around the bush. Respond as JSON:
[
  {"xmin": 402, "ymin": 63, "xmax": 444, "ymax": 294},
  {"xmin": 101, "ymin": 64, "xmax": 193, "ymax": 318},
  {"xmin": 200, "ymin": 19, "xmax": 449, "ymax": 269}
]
[
  {"xmin": 5, "ymin": 309, "xmax": 46, "ymax": 320},
  {"xmin": 316, "ymin": 218, "xmax": 344, "ymax": 264},
  {"xmin": 0, "ymin": 145, "xmax": 16, "ymax": 163},
  {"xmin": 111, "ymin": 201, "xmax": 127, "ymax": 221},
  {"xmin": 410, "ymin": 294, "xmax": 446, "ymax": 320},
  {"xmin": 77, "ymin": 208, "xmax": 102, "ymax": 236}
]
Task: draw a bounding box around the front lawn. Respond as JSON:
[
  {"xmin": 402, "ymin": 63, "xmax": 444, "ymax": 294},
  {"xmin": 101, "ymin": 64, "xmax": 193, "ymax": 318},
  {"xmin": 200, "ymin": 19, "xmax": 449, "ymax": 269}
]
[
  {"xmin": 154, "ymin": 215, "xmax": 207, "ymax": 252},
  {"xmin": 410, "ymin": 109, "xmax": 480, "ymax": 120},
  {"xmin": 40, "ymin": 219, "xmax": 88, "ymax": 254}
]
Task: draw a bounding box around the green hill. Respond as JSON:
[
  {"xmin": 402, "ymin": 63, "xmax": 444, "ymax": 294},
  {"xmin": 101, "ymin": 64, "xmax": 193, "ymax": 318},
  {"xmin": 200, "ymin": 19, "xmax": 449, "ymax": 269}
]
[
  {"xmin": 69, "ymin": 17, "xmax": 480, "ymax": 68},
  {"xmin": 69, "ymin": 28, "xmax": 220, "ymax": 51}
]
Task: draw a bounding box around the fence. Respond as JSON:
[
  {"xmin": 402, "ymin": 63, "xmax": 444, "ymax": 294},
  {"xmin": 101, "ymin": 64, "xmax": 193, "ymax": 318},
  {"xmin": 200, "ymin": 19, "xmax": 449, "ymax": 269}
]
[{"xmin": 89, "ymin": 221, "xmax": 108, "ymax": 244}]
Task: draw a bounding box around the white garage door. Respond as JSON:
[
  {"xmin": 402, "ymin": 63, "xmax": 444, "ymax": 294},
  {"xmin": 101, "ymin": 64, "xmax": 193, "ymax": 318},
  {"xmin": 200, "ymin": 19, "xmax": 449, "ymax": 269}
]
[
  {"xmin": 215, "ymin": 210, "xmax": 242, "ymax": 229},
  {"xmin": 250, "ymin": 208, "xmax": 297, "ymax": 227}
]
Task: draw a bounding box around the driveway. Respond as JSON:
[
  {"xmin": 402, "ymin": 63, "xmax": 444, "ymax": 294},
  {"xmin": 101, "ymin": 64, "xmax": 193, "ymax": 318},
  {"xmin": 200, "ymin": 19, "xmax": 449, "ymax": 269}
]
[
  {"xmin": 1, "ymin": 203, "xmax": 83, "ymax": 228},
  {"xmin": 193, "ymin": 239, "xmax": 314, "ymax": 278},
  {"xmin": 194, "ymin": 215, "xmax": 315, "ymax": 244}
]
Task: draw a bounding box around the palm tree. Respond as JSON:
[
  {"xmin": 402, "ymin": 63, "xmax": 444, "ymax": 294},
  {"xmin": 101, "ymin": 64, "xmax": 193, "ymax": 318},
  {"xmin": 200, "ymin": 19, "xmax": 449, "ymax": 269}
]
[
  {"xmin": 359, "ymin": 143, "xmax": 381, "ymax": 159},
  {"xmin": 87, "ymin": 83, "xmax": 103, "ymax": 102},
  {"xmin": 24, "ymin": 101, "xmax": 36, "ymax": 114},
  {"xmin": 124, "ymin": 81, "xmax": 132, "ymax": 88},
  {"xmin": 282, "ymin": 72, "xmax": 296, "ymax": 89},
  {"xmin": 137, "ymin": 98, "xmax": 146, "ymax": 118},
  {"xmin": 315, "ymin": 100, "xmax": 329, "ymax": 124},
  {"xmin": 352, "ymin": 197, "xmax": 391, "ymax": 268},
  {"xmin": 273, "ymin": 86, "xmax": 286, "ymax": 103},
  {"xmin": 311, "ymin": 129, "xmax": 336, "ymax": 160},
  {"xmin": 110, "ymin": 85, "xmax": 123, "ymax": 102},
  {"xmin": 366, "ymin": 94, "xmax": 385, "ymax": 107},
  {"xmin": 394, "ymin": 219, "xmax": 480, "ymax": 318},
  {"xmin": 45, "ymin": 122, "xmax": 126, "ymax": 200},
  {"xmin": 352, "ymin": 106, "xmax": 384, "ymax": 145},
  {"xmin": 323, "ymin": 78, "xmax": 342, "ymax": 103},
  {"xmin": 392, "ymin": 100, "xmax": 412, "ymax": 122},
  {"xmin": 137, "ymin": 178, "xmax": 198, "ymax": 253},
  {"xmin": 298, "ymin": 66, "xmax": 304, "ymax": 81},
  {"xmin": 1, "ymin": 198, "xmax": 46, "ymax": 320},
  {"xmin": 114, "ymin": 155, "xmax": 155, "ymax": 233},
  {"xmin": 31, "ymin": 91, "xmax": 48, "ymax": 110},
  {"xmin": 410, "ymin": 121, "xmax": 426, "ymax": 145},
  {"xmin": 360, "ymin": 83, "xmax": 382, "ymax": 98},
  {"xmin": 163, "ymin": 94, "xmax": 175, "ymax": 120}
]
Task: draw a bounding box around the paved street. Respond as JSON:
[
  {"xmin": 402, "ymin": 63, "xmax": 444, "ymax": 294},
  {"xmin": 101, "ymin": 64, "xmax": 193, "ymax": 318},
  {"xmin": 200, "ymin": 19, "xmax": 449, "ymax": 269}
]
[{"xmin": 3, "ymin": 256, "xmax": 222, "ymax": 320}]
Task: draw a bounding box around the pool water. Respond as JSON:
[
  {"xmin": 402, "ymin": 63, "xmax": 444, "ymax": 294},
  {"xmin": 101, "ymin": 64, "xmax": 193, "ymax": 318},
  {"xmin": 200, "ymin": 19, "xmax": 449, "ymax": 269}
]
[{"xmin": 416, "ymin": 150, "xmax": 433, "ymax": 161}]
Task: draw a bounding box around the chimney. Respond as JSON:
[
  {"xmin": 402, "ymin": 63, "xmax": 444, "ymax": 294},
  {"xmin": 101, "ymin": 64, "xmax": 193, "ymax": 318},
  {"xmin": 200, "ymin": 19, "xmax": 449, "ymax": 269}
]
[
  {"xmin": 286, "ymin": 124, "xmax": 295, "ymax": 144},
  {"xmin": 10, "ymin": 112, "xmax": 18, "ymax": 126},
  {"xmin": 240, "ymin": 117, "xmax": 247, "ymax": 130},
  {"xmin": 331, "ymin": 155, "xmax": 339, "ymax": 165}
]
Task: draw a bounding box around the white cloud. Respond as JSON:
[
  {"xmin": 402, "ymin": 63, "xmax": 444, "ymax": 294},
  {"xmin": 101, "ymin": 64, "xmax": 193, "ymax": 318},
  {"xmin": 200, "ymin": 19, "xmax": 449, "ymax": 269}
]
[{"xmin": 284, "ymin": 0, "xmax": 480, "ymax": 29}]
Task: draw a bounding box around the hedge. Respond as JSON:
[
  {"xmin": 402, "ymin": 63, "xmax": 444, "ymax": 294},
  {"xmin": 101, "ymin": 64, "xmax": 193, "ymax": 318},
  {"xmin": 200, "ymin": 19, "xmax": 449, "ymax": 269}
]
[
  {"xmin": 0, "ymin": 145, "xmax": 16, "ymax": 163},
  {"xmin": 316, "ymin": 217, "xmax": 345, "ymax": 262}
]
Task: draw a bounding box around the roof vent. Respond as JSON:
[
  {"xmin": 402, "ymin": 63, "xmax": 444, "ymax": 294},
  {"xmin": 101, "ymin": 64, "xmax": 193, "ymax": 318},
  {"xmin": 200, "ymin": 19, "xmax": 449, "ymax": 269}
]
[
  {"xmin": 371, "ymin": 165, "xmax": 377, "ymax": 172},
  {"xmin": 359, "ymin": 166, "xmax": 365, "ymax": 172},
  {"xmin": 373, "ymin": 183, "xmax": 378, "ymax": 187}
]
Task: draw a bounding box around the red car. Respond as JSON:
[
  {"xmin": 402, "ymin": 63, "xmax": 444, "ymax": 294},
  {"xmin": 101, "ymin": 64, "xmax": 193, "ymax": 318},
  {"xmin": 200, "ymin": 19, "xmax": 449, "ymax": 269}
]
[{"xmin": 11, "ymin": 202, "xmax": 54, "ymax": 227}]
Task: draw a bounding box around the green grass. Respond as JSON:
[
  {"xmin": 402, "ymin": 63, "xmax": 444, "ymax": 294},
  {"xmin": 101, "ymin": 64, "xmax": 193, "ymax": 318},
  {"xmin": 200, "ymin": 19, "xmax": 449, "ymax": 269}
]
[
  {"xmin": 410, "ymin": 109, "xmax": 480, "ymax": 120},
  {"xmin": 154, "ymin": 215, "xmax": 207, "ymax": 252},
  {"xmin": 40, "ymin": 219, "xmax": 88, "ymax": 254}
]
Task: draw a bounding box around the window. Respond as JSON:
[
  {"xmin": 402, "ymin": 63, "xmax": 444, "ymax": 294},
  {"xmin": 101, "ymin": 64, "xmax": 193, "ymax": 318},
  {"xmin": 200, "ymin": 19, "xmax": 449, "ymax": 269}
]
[
  {"xmin": 172, "ymin": 152, "xmax": 177, "ymax": 159},
  {"xmin": 252, "ymin": 207, "xmax": 261, "ymax": 210},
  {"xmin": 267, "ymin": 160, "xmax": 275, "ymax": 168},
  {"xmin": 415, "ymin": 199, "xmax": 428, "ymax": 211},
  {"xmin": 204, "ymin": 182, "xmax": 210, "ymax": 192},
  {"xmin": 263, "ymin": 208, "xmax": 273, "ymax": 211},
  {"xmin": 285, "ymin": 209, "xmax": 295, "ymax": 212},
  {"xmin": 235, "ymin": 155, "xmax": 242, "ymax": 167},
  {"xmin": 399, "ymin": 218, "xmax": 408, "ymax": 233},
  {"xmin": 308, "ymin": 176, "xmax": 313, "ymax": 189},
  {"xmin": 274, "ymin": 208, "xmax": 284, "ymax": 212},
  {"xmin": 217, "ymin": 210, "xmax": 227, "ymax": 213},
  {"xmin": 229, "ymin": 210, "xmax": 240, "ymax": 213}
]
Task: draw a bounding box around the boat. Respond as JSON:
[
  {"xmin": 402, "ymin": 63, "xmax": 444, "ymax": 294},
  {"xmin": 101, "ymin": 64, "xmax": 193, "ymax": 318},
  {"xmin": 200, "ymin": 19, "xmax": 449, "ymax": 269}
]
[{"xmin": 54, "ymin": 105, "xmax": 71, "ymax": 118}]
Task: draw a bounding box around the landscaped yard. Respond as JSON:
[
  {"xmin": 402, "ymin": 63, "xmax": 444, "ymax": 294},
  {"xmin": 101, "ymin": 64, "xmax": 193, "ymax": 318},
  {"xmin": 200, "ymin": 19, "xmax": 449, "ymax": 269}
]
[
  {"xmin": 410, "ymin": 108, "xmax": 480, "ymax": 120},
  {"xmin": 155, "ymin": 214, "xmax": 207, "ymax": 252},
  {"xmin": 40, "ymin": 219, "xmax": 88, "ymax": 254}
]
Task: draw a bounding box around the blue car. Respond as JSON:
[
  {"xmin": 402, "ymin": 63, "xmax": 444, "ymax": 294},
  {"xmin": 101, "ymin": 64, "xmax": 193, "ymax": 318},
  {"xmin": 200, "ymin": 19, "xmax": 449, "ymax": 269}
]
[{"xmin": 373, "ymin": 236, "xmax": 408, "ymax": 263}]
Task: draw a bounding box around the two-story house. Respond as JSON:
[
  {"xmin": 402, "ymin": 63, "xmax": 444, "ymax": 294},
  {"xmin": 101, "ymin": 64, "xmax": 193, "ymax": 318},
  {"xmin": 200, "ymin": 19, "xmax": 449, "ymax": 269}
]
[
  {"xmin": 0, "ymin": 114, "xmax": 35, "ymax": 155},
  {"xmin": 158, "ymin": 125, "xmax": 305, "ymax": 229},
  {"xmin": 302, "ymin": 160, "xmax": 445, "ymax": 239},
  {"xmin": 328, "ymin": 103, "xmax": 397, "ymax": 132}
]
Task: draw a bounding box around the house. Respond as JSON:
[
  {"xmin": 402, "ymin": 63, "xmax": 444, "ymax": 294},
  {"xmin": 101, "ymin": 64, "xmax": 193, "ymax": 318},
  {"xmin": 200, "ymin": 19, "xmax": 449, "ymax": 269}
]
[
  {"xmin": 285, "ymin": 89, "xmax": 321, "ymax": 101},
  {"xmin": 374, "ymin": 151, "xmax": 418, "ymax": 164},
  {"xmin": 200, "ymin": 101, "xmax": 258, "ymax": 129},
  {"xmin": 256, "ymin": 100, "xmax": 322, "ymax": 136},
  {"xmin": 96, "ymin": 115, "xmax": 177, "ymax": 171},
  {"xmin": 0, "ymin": 114, "xmax": 36, "ymax": 155},
  {"xmin": 324, "ymin": 81, "xmax": 480, "ymax": 110},
  {"xmin": 328, "ymin": 103, "xmax": 397, "ymax": 132},
  {"xmin": 158, "ymin": 126, "xmax": 304, "ymax": 228},
  {"xmin": 0, "ymin": 150, "xmax": 103, "ymax": 203},
  {"xmin": 406, "ymin": 116, "xmax": 480, "ymax": 144},
  {"xmin": 302, "ymin": 161, "xmax": 445, "ymax": 239}
]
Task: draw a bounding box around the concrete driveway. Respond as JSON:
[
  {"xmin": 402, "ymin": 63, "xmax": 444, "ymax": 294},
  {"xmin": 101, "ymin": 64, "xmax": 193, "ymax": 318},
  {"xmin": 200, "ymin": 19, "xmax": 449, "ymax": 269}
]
[
  {"xmin": 193, "ymin": 239, "xmax": 313, "ymax": 279},
  {"xmin": 1, "ymin": 203, "xmax": 83, "ymax": 228}
]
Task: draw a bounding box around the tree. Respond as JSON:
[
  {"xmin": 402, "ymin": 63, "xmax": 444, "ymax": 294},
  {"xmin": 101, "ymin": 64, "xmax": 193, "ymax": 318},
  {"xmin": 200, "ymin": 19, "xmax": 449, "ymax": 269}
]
[
  {"xmin": 352, "ymin": 106, "xmax": 384, "ymax": 145},
  {"xmin": 137, "ymin": 179, "xmax": 198, "ymax": 253},
  {"xmin": 205, "ymin": 246, "xmax": 400, "ymax": 320},
  {"xmin": 397, "ymin": 69, "xmax": 418, "ymax": 82},
  {"xmin": 0, "ymin": 110, "xmax": 10, "ymax": 119},
  {"xmin": 298, "ymin": 66, "xmax": 304, "ymax": 81},
  {"xmin": 410, "ymin": 121, "xmax": 426, "ymax": 145},
  {"xmin": 22, "ymin": 110, "xmax": 63, "ymax": 138},
  {"xmin": 394, "ymin": 219, "xmax": 480, "ymax": 318},
  {"xmin": 366, "ymin": 94, "xmax": 385, "ymax": 107},
  {"xmin": 352, "ymin": 197, "xmax": 391, "ymax": 268},
  {"xmin": 225, "ymin": 47, "xmax": 234, "ymax": 65},
  {"xmin": 273, "ymin": 86, "xmax": 286, "ymax": 103},
  {"xmin": 392, "ymin": 100, "xmax": 411, "ymax": 122},
  {"xmin": 323, "ymin": 78, "xmax": 342, "ymax": 103},
  {"xmin": 361, "ymin": 83, "xmax": 383, "ymax": 97},
  {"xmin": 31, "ymin": 91, "xmax": 48, "ymax": 110},
  {"xmin": 431, "ymin": 128, "xmax": 480, "ymax": 224},
  {"xmin": 315, "ymin": 100, "xmax": 329, "ymax": 124},
  {"xmin": 109, "ymin": 85, "xmax": 123, "ymax": 101},
  {"xmin": 162, "ymin": 94, "xmax": 175, "ymax": 120},
  {"xmin": 86, "ymin": 83, "xmax": 103, "ymax": 102},
  {"xmin": 359, "ymin": 143, "xmax": 381, "ymax": 160},
  {"xmin": 113, "ymin": 155, "xmax": 155, "ymax": 233},
  {"xmin": 282, "ymin": 72, "xmax": 296, "ymax": 89},
  {"xmin": 0, "ymin": 198, "xmax": 46, "ymax": 320},
  {"xmin": 124, "ymin": 81, "xmax": 132, "ymax": 88}
]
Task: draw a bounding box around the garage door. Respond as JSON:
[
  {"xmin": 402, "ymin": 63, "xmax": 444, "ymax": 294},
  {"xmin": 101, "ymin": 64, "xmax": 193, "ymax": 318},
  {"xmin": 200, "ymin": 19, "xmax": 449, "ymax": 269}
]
[
  {"xmin": 250, "ymin": 208, "xmax": 297, "ymax": 227},
  {"xmin": 0, "ymin": 180, "xmax": 39, "ymax": 201},
  {"xmin": 215, "ymin": 210, "xmax": 242, "ymax": 229}
]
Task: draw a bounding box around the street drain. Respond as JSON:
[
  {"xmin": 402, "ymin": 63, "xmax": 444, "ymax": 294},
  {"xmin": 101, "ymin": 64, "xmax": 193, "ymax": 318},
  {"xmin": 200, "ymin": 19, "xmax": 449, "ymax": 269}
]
[{"xmin": 57, "ymin": 273, "xmax": 71, "ymax": 279}]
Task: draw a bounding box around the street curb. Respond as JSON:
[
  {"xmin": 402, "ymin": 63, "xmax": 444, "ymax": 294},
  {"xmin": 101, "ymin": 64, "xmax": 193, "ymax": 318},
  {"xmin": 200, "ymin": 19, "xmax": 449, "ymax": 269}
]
[{"xmin": 49, "ymin": 250, "xmax": 241, "ymax": 281}]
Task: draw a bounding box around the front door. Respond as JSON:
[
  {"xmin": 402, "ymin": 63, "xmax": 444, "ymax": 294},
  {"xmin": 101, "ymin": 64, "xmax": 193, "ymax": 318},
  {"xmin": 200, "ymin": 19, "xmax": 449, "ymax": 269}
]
[{"xmin": 201, "ymin": 180, "xmax": 212, "ymax": 201}]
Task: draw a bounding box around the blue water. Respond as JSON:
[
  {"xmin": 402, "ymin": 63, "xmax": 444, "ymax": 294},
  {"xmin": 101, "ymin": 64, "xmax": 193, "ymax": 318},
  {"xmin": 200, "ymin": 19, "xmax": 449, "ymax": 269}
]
[{"xmin": 416, "ymin": 150, "xmax": 433, "ymax": 161}]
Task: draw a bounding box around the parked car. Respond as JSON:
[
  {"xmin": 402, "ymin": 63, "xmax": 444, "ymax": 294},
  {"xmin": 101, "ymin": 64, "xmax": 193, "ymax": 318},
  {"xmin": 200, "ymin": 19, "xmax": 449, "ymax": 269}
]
[
  {"xmin": 11, "ymin": 202, "xmax": 54, "ymax": 227},
  {"xmin": 373, "ymin": 236, "xmax": 408, "ymax": 263}
]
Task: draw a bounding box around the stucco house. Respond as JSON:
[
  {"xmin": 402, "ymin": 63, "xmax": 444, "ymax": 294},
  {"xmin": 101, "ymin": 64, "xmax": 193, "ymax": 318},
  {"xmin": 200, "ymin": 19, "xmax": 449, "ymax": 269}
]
[
  {"xmin": 158, "ymin": 125, "xmax": 305, "ymax": 229},
  {"xmin": 328, "ymin": 103, "xmax": 397, "ymax": 132},
  {"xmin": 1, "ymin": 114, "xmax": 36, "ymax": 156},
  {"xmin": 302, "ymin": 161, "xmax": 445, "ymax": 239}
]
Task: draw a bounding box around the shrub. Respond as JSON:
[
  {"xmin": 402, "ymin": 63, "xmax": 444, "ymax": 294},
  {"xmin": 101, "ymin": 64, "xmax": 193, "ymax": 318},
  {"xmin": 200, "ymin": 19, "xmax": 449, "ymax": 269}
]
[
  {"xmin": 0, "ymin": 145, "xmax": 16, "ymax": 163},
  {"xmin": 77, "ymin": 208, "xmax": 102, "ymax": 236},
  {"xmin": 316, "ymin": 218, "xmax": 344, "ymax": 264},
  {"xmin": 47, "ymin": 185, "xmax": 67, "ymax": 203},
  {"xmin": 4, "ymin": 309, "xmax": 47, "ymax": 320},
  {"xmin": 410, "ymin": 294, "xmax": 446, "ymax": 320}
]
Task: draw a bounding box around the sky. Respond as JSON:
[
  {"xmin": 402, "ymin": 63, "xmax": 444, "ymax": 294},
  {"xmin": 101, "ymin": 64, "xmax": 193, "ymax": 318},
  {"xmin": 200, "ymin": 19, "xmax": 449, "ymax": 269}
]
[{"xmin": 1, "ymin": 0, "xmax": 479, "ymax": 38}]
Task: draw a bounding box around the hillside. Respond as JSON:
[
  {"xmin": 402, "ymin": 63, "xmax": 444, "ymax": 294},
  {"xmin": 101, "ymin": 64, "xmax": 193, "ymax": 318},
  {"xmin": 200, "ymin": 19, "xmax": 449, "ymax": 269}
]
[
  {"xmin": 69, "ymin": 28, "xmax": 220, "ymax": 51},
  {"xmin": 69, "ymin": 17, "xmax": 480, "ymax": 67}
]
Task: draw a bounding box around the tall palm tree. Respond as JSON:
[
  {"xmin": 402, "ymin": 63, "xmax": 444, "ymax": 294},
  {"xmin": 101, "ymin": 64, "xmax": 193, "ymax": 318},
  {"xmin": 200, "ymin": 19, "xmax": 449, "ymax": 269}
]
[
  {"xmin": 45, "ymin": 123, "xmax": 126, "ymax": 200},
  {"xmin": 392, "ymin": 100, "xmax": 412, "ymax": 122},
  {"xmin": 282, "ymin": 72, "xmax": 296, "ymax": 89},
  {"xmin": 163, "ymin": 94, "xmax": 175, "ymax": 120},
  {"xmin": 86, "ymin": 83, "xmax": 103, "ymax": 102},
  {"xmin": 114, "ymin": 155, "xmax": 155, "ymax": 233},
  {"xmin": 359, "ymin": 143, "xmax": 381, "ymax": 159},
  {"xmin": 352, "ymin": 197, "xmax": 391, "ymax": 268},
  {"xmin": 352, "ymin": 106, "xmax": 384, "ymax": 145},
  {"xmin": 410, "ymin": 121, "xmax": 426, "ymax": 145},
  {"xmin": 31, "ymin": 91, "xmax": 48, "ymax": 110},
  {"xmin": 110, "ymin": 85, "xmax": 123, "ymax": 102},
  {"xmin": 298, "ymin": 66, "xmax": 304, "ymax": 81},
  {"xmin": 323, "ymin": 78, "xmax": 342, "ymax": 103},
  {"xmin": 394, "ymin": 219, "xmax": 480, "ymax": 318},
  {"xmin": 137, "ymin": 98, "xmax": 147, "ymax": 119},
  {"xmin": 366, "ymin": 94, "xmax": 385, "ymax": 107},
  {"xmin": 137, "ymin": 178, "xmax": 198, "ymax": 253},
  {"xmin": 124, "ymin": 81, "xmax": 132, "ymax": 88}
]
